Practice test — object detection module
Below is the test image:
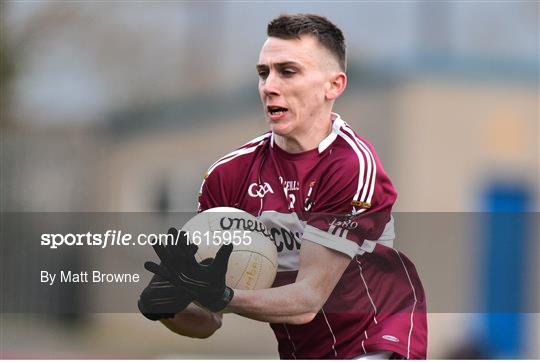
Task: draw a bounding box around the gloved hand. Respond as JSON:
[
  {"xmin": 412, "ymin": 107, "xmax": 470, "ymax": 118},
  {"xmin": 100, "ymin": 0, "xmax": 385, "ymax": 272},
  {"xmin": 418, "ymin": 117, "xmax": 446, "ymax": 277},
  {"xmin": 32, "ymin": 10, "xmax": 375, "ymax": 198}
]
[
  {"xmin": 145, "ymin": 227, "xmax": 234, "ymax": 313},
  {"xmin": 138, "ymin": 269, "xmax": 192, "ymax": 321}
]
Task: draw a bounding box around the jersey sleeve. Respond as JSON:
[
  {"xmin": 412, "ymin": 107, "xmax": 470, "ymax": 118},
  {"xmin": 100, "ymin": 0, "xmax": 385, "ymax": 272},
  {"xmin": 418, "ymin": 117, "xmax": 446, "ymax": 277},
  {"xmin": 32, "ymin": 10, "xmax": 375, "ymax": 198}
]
[
  {"xmin": 197, "ymin": 168, "xmax": 231, "ymax": 212},
  {"xmin": 197, "ymin": 133, "xmax": 270, "ymax": 213},
  {"xmin": 303, "ymin": 145, "xmax": 397, "ymax": 258}
]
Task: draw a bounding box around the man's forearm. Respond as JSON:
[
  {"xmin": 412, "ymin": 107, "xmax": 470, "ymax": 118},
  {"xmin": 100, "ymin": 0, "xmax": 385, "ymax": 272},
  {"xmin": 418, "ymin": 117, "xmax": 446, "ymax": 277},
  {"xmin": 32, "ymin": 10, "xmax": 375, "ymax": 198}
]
[
  {"xmin": 225, "ymin": 241, "xmax": 353, "ymax": 325},
  {"xmin": 226, "ymin": 279, "xmax": 322, "ymax": 324}
]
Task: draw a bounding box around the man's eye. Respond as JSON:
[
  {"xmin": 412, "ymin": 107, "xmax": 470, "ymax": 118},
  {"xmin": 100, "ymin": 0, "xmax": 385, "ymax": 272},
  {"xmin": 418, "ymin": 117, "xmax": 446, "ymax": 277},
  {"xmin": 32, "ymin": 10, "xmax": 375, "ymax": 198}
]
[
  {"xmin": 282, "ymin": 69, "xmax": 295, "ymax": 76},
  {"xmin": 258, "ymin": 70, "xmax": 269, "ymax": 79}
]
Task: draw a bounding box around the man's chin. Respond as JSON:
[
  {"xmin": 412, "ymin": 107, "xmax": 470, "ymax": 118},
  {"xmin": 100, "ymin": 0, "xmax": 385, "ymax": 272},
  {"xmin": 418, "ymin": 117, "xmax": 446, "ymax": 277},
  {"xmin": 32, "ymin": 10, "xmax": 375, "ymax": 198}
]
[{"xmin": 269, "ymin": 123, "xmax": 293, "ymax": 137}]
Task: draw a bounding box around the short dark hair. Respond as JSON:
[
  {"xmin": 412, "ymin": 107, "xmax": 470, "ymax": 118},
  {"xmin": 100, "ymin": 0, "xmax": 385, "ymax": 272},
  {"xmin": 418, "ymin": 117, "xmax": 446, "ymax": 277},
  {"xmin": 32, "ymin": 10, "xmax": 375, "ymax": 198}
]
[{"xmin": 267, "ymin": 13, "xmax": 347, "ymax": 71}]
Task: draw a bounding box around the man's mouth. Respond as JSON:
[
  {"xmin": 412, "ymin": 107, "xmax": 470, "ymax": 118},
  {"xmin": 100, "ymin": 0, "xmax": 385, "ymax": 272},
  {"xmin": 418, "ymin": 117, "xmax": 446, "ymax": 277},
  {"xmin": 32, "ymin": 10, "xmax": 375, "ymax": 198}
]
[{"xmin": 267, "ymin": 106, "xmax": 288, "ymax": 120}]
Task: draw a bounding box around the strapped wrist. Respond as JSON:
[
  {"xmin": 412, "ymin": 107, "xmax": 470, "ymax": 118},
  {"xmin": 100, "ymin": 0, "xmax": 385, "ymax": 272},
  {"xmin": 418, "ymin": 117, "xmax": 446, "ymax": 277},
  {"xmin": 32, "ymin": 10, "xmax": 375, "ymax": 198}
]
[{"xmin": 201, "ymin": 287, "xmax": 234, "ymax": 312}]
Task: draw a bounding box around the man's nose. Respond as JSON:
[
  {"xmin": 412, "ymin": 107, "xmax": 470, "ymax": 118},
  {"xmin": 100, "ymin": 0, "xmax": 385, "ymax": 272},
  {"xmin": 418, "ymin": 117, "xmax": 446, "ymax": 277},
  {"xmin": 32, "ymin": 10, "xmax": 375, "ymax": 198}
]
[{"xmin": 261, "ymin": 73, "xmax": 281, "ymax": 97}]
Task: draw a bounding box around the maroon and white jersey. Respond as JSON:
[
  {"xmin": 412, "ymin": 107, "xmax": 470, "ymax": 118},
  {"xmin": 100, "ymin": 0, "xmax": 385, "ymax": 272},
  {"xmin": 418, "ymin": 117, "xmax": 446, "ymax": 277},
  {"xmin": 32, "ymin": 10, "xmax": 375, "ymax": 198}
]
[{"xmin": 198, "ymin": 113, "xmax": 427, "ymax": 359}]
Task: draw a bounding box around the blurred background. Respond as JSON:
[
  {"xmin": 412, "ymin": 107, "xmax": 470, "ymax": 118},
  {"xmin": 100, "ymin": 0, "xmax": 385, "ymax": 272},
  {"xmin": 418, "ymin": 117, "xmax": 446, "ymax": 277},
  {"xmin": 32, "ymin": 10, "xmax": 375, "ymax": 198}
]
[{"xmin": 1, "ymin": 1, "xmax": 538, "ymax": 359}]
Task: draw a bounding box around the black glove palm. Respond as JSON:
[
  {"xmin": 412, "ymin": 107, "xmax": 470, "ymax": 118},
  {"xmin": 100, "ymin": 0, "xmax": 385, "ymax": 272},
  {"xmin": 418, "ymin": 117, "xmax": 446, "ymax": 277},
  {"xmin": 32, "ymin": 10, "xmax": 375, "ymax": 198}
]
[
  {"xmin": 138, "ymin": 271, "xmax": 192, "ymax": 321},
  {"xmin": 145, "ymin": 228, "xmax": 234, "ymax": 313}
]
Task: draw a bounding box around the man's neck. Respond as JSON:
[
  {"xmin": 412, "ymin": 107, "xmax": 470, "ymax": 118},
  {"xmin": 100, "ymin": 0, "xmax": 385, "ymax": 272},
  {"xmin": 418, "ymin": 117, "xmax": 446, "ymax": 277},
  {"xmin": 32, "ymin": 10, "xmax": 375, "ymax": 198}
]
[{"xmin": 274, "ymin": 114, "xmax": 333, "ymax": 153}]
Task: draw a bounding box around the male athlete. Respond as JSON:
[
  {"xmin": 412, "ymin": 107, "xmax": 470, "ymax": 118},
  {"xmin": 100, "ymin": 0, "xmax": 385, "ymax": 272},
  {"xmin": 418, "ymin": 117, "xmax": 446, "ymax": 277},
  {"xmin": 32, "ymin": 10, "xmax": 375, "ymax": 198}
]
[{"xmin": 139, "ymin": 14, "xmax": 427, "ymax": 359}]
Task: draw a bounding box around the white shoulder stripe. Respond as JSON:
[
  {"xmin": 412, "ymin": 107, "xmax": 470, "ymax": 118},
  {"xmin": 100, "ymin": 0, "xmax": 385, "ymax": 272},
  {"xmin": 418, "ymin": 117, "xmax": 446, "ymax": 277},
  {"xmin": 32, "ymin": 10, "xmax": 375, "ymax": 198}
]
[
  {"xmin": 207, "ymin": 133, "xmax": 270, "ymax": 173},
  {"xmin": 336, "ymin": 130, "xmax": 365, "ymax": 200},
  {"xmin": 341, "ymin": 125, "xmax": 377, "ymax": 203},
  {"xmin": 199, "ymin": 134, "xmax": 269, "ymax": 194},
  {"xmin": 207, "ymin": 141, "xmax": 265, "ymax": 176},
  {"xmin": 336, "ymin": 130, "xmax": 373, "ymax": 213},
  {"xmin": 242, "ymin": 132, "xmax": 271, "ymax": 147},
  {"xmin": 341, "ymin": 125, "xmax": 378, "ymax": 204}
]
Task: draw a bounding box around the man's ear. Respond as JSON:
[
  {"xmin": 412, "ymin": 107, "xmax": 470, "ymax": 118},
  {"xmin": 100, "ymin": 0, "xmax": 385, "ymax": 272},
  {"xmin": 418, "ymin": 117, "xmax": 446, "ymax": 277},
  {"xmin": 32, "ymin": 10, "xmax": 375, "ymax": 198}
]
[{"xmin": 326, "ymin": 72, "xmax": 347, "ymax": 101}]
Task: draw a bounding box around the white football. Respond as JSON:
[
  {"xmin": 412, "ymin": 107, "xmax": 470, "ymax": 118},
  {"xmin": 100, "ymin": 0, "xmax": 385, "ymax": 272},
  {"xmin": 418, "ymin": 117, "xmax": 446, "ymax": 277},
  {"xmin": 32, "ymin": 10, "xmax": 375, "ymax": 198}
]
[{"xmin": 181, "ymin": 207, "xmax": 277, "ymax": 290}]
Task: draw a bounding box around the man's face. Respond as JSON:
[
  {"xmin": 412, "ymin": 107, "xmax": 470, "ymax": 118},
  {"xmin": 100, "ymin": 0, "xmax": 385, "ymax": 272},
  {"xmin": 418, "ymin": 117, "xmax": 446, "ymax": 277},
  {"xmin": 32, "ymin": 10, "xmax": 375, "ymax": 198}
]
[{"xmin": 257, "ymin": 35, "xmax": 339, "ymax": 137}]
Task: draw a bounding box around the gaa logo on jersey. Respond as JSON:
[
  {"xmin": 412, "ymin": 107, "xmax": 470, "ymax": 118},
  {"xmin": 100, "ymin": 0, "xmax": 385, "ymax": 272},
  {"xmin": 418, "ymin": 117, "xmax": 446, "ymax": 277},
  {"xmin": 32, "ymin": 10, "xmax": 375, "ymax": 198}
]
[{"xmin": 248, "ymin": 182, "xmax": 274, "ymax": 198}]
